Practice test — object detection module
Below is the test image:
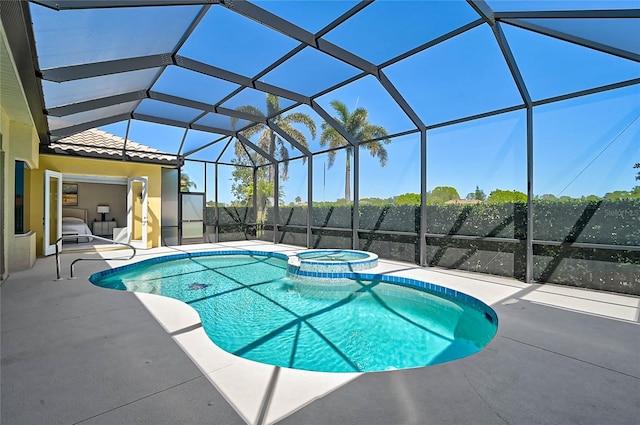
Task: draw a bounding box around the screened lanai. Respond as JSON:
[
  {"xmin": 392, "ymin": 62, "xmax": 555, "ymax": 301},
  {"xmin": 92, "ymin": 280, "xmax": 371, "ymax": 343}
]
[{"xmin": 5, "ymin": 0, "xmax": 640, "ymax": 294}]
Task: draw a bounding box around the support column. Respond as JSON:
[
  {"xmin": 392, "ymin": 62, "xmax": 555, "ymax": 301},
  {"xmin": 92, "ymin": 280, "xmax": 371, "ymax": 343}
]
[
  {"xmin": 273, "ymin": 162, "xmax": 280, "ymax": 244},
  {"xmin": 307, "ymin": 155, "xmax": 313, "ymax": 248},
  {"xmin": 178, "ymin": 168, "xmax": 183, "ymax": 245},
  {"xmin": 214, "ymin": 163, "xmax": 219, "ymax": 243},
  {"xmin": 203, "ymin": 163, "xmax": 207, "ymax": 242},
  {"xmin": 526, "ymin": 106, "xmax": 534, "ymax": 282},
  {"xmin": 420, "ymin": 130, "xmax": 428, "ymax": 267},
  {"xmin": 352, "ymin": 146, "xmax": 360, "ymax": 250},
  {"xmin": 253, "ymin": 167, "xmax": 258, "ymax": 240}
]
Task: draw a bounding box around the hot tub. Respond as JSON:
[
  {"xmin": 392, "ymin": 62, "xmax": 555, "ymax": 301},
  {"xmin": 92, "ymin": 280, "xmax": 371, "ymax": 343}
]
[{"xmin": 288, "ymin": 249, "xmax": 378, "ymax": 277}]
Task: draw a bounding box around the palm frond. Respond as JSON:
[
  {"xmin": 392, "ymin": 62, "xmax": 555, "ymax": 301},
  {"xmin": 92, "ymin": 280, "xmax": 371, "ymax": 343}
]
[
  {"xmin": 266, "ymin": 94, "xmax": 281, "ymax": 117},
  {"xmin": 362, "ymin": 140, "xmax": 388, "ymax": 167},
  {"xmin": 240, "ymin": 123, "xmax": 266, "ymax": 138},
  {"xmin": 326, "ymin": 149, "xmax": 337, "ymax": 168},
  {"xmin": 281, "ymin": 112, "xmax": 317, "ymax": 139},
  {"xmin": 329, "ymin": 100, "xmax": 350, "ymax": 124},
  {"xmin": 236, "ymin": 105, "xmax": 265, "ymax": 118},
  {"xmin": 357, "ymin": 124, "xmax": 390, "ymax": 144},
  {"xmin": 279, "ymin": 125, "xmax": 308, "ymax": 150},
  {"xmin": 320, "ymin": 126, "xmax": 348, "ymax": 152},
  {"xmin": 234, "ymin": 140, "xmax": 248, "ymax": 161}
]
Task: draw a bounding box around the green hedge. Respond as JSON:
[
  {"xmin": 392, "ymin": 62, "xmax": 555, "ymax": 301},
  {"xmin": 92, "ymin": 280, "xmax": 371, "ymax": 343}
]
[
  {"xmin": 533, "ymin": 199, "xmax": 639, "ymax": 245},
  {"xmin": 227, "ymin": 200, "xmax": 639, "ymax": 295},
  {"xmin": 262, "ymin": 199, "xmax": 640, "ymax": 247},
  {"xmin": 426, "ymin": 203, "xmax": 525, "ymax": 239}
]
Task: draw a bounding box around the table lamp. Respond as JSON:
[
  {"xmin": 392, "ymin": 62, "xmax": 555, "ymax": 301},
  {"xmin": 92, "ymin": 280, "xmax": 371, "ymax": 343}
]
[{"xmin": 97, "ymin": 205, "xmax": 110, "ymax": 222}]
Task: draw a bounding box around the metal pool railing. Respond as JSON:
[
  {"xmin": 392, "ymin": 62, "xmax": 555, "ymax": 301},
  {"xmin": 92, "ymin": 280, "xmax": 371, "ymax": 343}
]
[{"xmin": 54, "ymin": 235, "xmax": 136, "ymax": 280}]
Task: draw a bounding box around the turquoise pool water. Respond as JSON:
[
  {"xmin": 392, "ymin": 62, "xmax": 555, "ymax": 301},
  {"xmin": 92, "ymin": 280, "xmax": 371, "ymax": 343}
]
[
  {"xmin": 297, "ymin": 250, "xmax": 370, "ymax": 261},
  {"xmin": 90, "ymin": 252, "xmax": 497, "ymax": 373}
]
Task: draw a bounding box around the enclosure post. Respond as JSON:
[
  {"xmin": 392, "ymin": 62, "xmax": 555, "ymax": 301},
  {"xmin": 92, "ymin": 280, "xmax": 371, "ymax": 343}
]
[
  {"xmin": 273, "ymin": 162, "xmax": 280, "ymax": 244},
  {"xmin": 253, "ymin": 166, "xmax": 258, "ymax": 240},
  {"xmin": 352, "ymin": 146, "xmax": 360, "ymax": 250},
  {"xmin": 203, "ymin": 163, "xmax": 207, "ymax": 242},
  {"xmin": 178, "ymin": 168, "xmax": 183, "ymax": 245},
  {"xmin": 420, "ymin": 130, "xmax": 428, "ymax": 267},
  {"xmin": 307, "ymin": 155, "xmax": 313, "ymax": 249},
  {"xmin": 214, "ymin": 163, "xmax": 219, "ymax": 243},
  {"xmin": 526, "ymin": 106, "xmax": 534, "ymax": 282}
]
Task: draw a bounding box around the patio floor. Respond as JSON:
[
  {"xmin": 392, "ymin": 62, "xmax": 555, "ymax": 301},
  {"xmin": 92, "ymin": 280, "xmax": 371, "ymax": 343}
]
[{"xmin": 2, "ymin": 241, "xmax": 639, "ymax": 425}]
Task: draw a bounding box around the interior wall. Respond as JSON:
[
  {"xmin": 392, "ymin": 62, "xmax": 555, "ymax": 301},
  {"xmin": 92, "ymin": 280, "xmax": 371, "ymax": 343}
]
[{"xmin": 66, "ymin": 182, "xmax": 127, "ymax": 226}]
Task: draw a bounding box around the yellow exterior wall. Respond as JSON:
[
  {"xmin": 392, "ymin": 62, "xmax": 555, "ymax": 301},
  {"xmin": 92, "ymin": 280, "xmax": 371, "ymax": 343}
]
[
  {"xmin": 1, "ymin": 106, "xmax": 40, "ymax": 276},
  {"xmin": 2, "ymin": 23, "xmax": 40, "ymax": 277},
  {"xmin": 34, "ymin": 154, "xmax": 165, "ymax": 255}
]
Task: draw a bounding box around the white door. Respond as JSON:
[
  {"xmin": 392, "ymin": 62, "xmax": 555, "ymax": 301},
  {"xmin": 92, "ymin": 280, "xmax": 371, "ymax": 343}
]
[
  {"xmin": 127, "ymin": 176, "xmax": 148, "ymax": 249},
  {"xmin": 44, "ymin": 170, "xmax": 63, "ymax": 255}
]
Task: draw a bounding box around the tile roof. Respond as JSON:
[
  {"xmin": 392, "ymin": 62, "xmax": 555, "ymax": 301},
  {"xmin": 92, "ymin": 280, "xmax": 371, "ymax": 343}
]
[{"xmin": 46, "ymin": 129, "xmax": 179, "ymax": 165}]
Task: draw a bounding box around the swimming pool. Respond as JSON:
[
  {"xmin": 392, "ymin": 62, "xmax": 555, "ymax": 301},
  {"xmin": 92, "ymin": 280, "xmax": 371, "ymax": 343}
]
[{"xmin": 90, "ymin": 251, "xmax": 497, "ymax": 373}]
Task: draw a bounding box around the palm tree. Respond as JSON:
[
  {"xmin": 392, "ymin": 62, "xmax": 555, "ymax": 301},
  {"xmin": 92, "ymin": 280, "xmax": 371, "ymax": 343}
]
[
  {"xmin": 319, "ymin": 100, "xmax": 391, "ymax": 202},
  {"xmin": 234, "ymin": 94, "xmax": 316, "ymax": 183},
  {"xmin": 180, "ymin": 173, "xmax": 196, "ymax": 192}
]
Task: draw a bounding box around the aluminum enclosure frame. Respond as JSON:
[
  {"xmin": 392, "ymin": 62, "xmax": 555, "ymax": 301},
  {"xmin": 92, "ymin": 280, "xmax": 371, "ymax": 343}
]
[{"xmin": 3, "ymin": 0, "xmax": 639, "ymax": 283}]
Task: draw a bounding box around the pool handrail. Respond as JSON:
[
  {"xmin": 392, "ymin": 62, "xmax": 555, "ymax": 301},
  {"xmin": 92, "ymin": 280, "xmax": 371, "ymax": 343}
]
[{"xmin": 54, "ymin": 234, "xmax": 136, "ymax": 280}]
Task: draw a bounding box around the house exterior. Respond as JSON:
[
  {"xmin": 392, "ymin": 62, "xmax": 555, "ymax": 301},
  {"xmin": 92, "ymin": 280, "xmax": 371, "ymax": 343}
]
[
  {"xmin": 36, "ymin": 128, "xmax": 179, "ymax": 256},
  {"xmin": 1, "ymin": 21, "xmax": 177, "ymax": 279}
]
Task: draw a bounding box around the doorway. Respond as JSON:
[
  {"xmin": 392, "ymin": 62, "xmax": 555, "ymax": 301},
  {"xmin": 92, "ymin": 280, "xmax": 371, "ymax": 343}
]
[{"xmin": 43, "ymin": 172, "xmax": 148, "ymax": 254}]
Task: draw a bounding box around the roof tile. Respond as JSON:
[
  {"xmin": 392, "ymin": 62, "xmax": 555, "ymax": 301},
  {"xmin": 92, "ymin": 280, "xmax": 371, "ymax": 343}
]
[{"xmin": 50, "ymin": 129, "xmax": 178, "ymax": 164}]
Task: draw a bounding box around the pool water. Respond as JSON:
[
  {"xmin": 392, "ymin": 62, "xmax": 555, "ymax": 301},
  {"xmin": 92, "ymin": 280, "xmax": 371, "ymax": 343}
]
[
  {"xmin": 91, "ymin": 253, "xmax": 497, "ymax": 373},
  {"xmin": 298, "ymin": 250, "xmax": 369, "ymax": 262}
]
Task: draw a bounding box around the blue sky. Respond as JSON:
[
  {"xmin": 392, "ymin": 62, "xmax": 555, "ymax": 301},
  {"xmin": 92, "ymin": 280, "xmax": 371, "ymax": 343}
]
[{"xmin": 84, "ymin": 1, "xmax": 640, "ymax": 204}]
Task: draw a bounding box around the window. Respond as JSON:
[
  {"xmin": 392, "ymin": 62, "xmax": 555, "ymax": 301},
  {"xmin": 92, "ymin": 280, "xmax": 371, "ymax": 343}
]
[{"xmin": 14, "ymin": 161, "xmax": 30, "ymax": 234}]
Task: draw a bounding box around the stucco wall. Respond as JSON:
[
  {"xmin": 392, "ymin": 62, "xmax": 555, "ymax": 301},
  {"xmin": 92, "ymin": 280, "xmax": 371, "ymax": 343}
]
[
  {"xmin": 1, "ymin": 116, "xmax": 40, "ymax": 276},
  {"xmin": 1, "ymin": 21, "xmax": 41, "ymax": 277},
  {"xmin": 6, "ymin": 121, "xmax": 39, "ymax": 272},
  {"xmin": 11, "ymin": 231, "xmax": 36, "ymax": 272}
]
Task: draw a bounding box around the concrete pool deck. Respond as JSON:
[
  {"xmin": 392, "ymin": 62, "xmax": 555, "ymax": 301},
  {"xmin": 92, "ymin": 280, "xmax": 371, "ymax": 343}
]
[{"xmin": 2, "ymin": 240, "xmax": 639, "ymax": 424}]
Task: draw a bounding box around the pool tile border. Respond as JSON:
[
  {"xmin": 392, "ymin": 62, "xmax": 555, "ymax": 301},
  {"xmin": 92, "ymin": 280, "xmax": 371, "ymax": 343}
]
[
  {"xmin": 89, "ymin": 249, "xmax": 497, "ymax": 326},
  {"xmin": 294, "ymin": 250, "xmax": 378, "ymax": 273}
]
